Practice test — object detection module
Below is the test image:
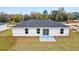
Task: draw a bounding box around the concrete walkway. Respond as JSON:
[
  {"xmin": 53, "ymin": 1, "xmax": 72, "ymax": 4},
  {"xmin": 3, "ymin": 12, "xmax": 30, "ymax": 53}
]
[{"xmin": 39, "ymin": 36, "xmax": 56, "ymax": 42}]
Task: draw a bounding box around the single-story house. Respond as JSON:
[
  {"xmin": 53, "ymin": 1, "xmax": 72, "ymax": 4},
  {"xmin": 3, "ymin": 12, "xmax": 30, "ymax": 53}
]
[
  {"xmin": 12, "ymin": 19, "xmax": 70, "ymax": 42},
  {"xmin": 0, "ymin": 22, "xmax": 7, "ymax": 32}
]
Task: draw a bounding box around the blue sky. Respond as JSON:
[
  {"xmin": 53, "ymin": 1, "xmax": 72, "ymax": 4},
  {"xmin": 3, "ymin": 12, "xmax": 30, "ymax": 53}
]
[{"xmin": 0, "ymin": 7, "xmax": 79, "ymax": 14}]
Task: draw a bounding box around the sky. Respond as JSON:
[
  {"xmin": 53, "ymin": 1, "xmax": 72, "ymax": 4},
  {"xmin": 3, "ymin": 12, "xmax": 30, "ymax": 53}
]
[{"xmin": 0, "ymin": 7, "xmax": 79, "ymax": 14}]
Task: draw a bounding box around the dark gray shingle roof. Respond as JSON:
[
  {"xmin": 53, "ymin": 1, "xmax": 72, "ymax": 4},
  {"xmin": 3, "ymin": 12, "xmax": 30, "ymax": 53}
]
[{"xmin": 13, "ymin": 19, "xmax": 69, "ymax": 27}]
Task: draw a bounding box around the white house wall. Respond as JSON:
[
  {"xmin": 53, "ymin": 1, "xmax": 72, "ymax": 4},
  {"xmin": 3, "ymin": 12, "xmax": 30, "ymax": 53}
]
[
  {"xmin": 0, "ymin": 24, "xmax": 7, "ymax": 31},
  {"xmin": 49, "ymin": 27, "xmax": 69, "ymax": 36},
  {"xmin": 12, "ymin": 27, "xmax": 69, "ymax": 36}
]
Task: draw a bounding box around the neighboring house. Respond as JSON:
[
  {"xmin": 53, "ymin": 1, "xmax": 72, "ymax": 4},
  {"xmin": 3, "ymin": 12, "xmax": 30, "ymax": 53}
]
[
  {"xmin": 12, "ymin": 19, "xmax": 69, "ymax": 42},
  {"xmin": 0, "ymin": 22, "xmax": 7, "ymax": 32}
]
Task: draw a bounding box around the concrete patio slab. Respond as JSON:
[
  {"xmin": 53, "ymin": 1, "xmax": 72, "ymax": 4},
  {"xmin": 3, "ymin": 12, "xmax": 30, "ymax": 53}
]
[{"xmin": 39, "ymin": 36, "xmax": 56, "ymax": 42}]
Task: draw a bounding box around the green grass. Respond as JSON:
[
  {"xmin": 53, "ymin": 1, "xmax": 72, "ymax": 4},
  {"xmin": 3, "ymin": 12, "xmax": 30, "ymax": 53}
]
[
  {"xmin": 0, "ymin": 29, "xmax": 12, "ymax": 36},
  {"xmin": 55, "ymin": 31, "xmax": 79, "ymax": 51},
  {"xmin": 0, "ymin": 29, "xmax": 79, "ymax": 51},
  {"xmin": 0, "ymin": 29, "xmax": 16, "ymax": 51},
  {"xmin": 9, "ymin": 31, "xmax": 79, "ymax": 51},
  {"xmin": 0, "ymin": 37, "xmax": 16, "ymax": 50}
]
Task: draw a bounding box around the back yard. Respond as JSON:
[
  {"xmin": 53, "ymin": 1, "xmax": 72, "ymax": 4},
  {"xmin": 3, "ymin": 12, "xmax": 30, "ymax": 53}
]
[
  {"xmin": 0, "ymin": 29, "xmax": 16, "ymax": 50},
  {"xmin": 0, "ymin": 29, "xmax": 79, "ymax": 51}
]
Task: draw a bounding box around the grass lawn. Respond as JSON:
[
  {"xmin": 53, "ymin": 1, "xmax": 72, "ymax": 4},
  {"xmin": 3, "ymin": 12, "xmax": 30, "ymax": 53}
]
[
  {"xmin": 0, "ymin": 29, "xmax": 12, "ymax": 37},
  {"xmin": 0, "ymin": 37, "xmax": 16, "ymax": 50},
  {"xmin": 0, "ymin": 29, "xmax": 16, "ymax": 51},
  {"xmin": 10, "ymin": 31, "xmax": 79, "ymax": 51},
  {"xmin": 0, "ymin": 29, "xmax": 79, "ymax": 51},
  {"xmin": 55, "ymin": 31, "xmax": 79, "ymax": 51}
]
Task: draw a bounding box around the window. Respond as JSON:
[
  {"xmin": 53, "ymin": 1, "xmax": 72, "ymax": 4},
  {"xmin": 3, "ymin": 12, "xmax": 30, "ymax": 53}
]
[
  {"xmin": 25, "ymin": 28, "xmax": 28, "ymax": 34},
  {"xmin": 60, "ymin": 29, "xmax": 64, "ymax": 34},
  {"xmin": 37, "ymin": 29, "xmax": 40, "ymax": 34},
  {"xmin": 43, "ymin": 29, "xmax": 49, "ymax": 35}
]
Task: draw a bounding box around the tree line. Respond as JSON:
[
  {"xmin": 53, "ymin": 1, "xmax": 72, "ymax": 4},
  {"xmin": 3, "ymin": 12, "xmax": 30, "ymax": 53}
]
[{"xmin": 0, "ymin": 7, "xmax": 79, "ymax": 23}]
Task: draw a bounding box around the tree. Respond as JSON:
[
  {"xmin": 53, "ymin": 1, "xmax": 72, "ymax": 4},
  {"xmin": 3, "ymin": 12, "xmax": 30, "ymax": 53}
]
[
  {"xmin": 55, "ymin": 12, "xmax": 68, "ymax": 21},
  {"xmin": 0, "ymin": 12, "xmax": 9, "ymax": 23},
  {"xmin": 73, "ymin": 12, "xmax": 79, "ymax": 19},
  {"xmin": 9, "ymin": 17, "xmax": 15, "ymax": 23},
  {"xmin": 67, "ymin": 13, "xmax": 76, "ymax": 20},
  {"xmin": 31, "ymin": 12, "xmax": 43, "ymax": 19},
  {"xmin": 43, "ymin": 10, "xmax": 48, "ymax": 19},
  {"xmin": 49, "ymin": 7, "xmax": 67, "ymax": 21},
  {"xmin": 58, "ymin": 7, "xmax": 65, "ymax": 13},
  {"xmin": 15, "ymin": 14, "xmax": 22, "ymax": 23},
  {"xmin": 24, "ymin": 14, "xmax": 31, "ymax": 21},
  {"xmin": 49, "ymin": 10, "xmax": 59, "ymax": 20},
  {"xmin": 43, "ymin": 10, "xmax": 48, "ymax": 16},
  {"xmin": 55, "ymin": 13, "xmax": 63, "ymax": 21},
  {"xmin": 31, "ymin": 12, "xmax": 38, "ymax": 19}
]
